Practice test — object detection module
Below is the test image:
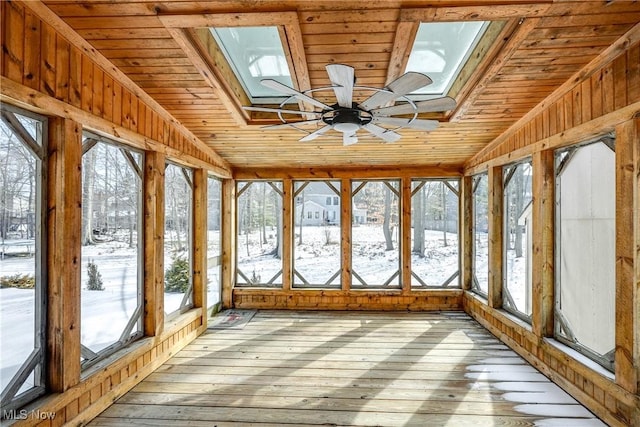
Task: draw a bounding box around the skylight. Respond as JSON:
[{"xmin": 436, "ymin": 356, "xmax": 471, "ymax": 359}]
[
  {"xmin": 210, "ymin": 26, "xmax": 294, "ymax": 103},
  {"xmin": 406, "ymin": 21, "xmax": 489, "ymax": 98}
]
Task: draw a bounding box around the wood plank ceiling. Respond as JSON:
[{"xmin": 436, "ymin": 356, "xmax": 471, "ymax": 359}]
[{"xmin": 42, "ymin": 0, "xmax": 640, "ymax": 171}]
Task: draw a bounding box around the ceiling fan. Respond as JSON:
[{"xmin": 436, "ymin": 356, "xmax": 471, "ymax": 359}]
[{"xmin": 243, "ymin": 64, "xmax": 456, "ymax": 146}]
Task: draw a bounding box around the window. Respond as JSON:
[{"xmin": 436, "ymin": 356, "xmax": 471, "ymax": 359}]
[
  {"xmin": 503, "ymin": 160, "xmax": 533, "ymax": 321},
  {"xmin": 80, "ymin": 134, "xmax": 144, "ymax": 369},
  {"xmin": 211, "ymin": 27, "xmax": 294, "ymax": 103},
  {"xmin": 293, "ymin": 181, "xmax": 341, "ymax": 289},
  {"xmin": 351, "ymin": 180, "xmax": 400, "ymax": 288},
  {"xmin": 236, "ymin": 181, "xmax": 283, "ymax": 287},
  {"xmin": 555, "ymin": 138, "xmax": 616, "ymax": 370},
  {"xmin": 472, "ymin": 173, "xmax": 489, "ymax": 297},
  {"xmin": 406, "ymin": 21, "xmax": 489, "ymax": 97},
  {"xmin": 410, "ymin": 179, "xmax": 460, "ymax": 288},
  {"xmin": 164, "ymin": 163, "xmax": 193, "ymax": 317},
  {"xmin": 207, "ymin": 176, "xmax": 222, "ymax": 311},
  {"xmin": 0, "ymin": 105, "xmax": 46, "ymax": 411}
]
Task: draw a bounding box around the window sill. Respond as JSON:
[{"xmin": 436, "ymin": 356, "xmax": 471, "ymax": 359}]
[{"xmin": 544, "ymin": 338, "xmax": 615, "ymax": 381}]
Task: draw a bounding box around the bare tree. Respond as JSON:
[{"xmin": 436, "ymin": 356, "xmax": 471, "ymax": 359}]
[
  {"xmin": 274, "ymin": 188, "xmax": 282, "ymax": 259},
  {"xmin": 261, "ymin": 183, "xmax": 267, "ymax": 246},
  {"xmin": 82, "ymin": 147, "xmax": 98, "ymax": 246},
  {"xmin": 383, "ymin": 184, "xmax": 394, "ymax": 251},
  {"xmin": 241, "ymin": 184, "xmax": 251, "ymax": 257},
  {"xmin": 297, "ymin": 188, "xmax": 305, "ymax": 246},
  {"xmin": 514, "ymin": 166, "xmax": 524, "ymax": 258},
  {"xmin": 412, "ymin": 182, "xmax": 437, "ymax": 256},
  {"xmin": 441, "ymin": 182, "xmax": 448, "ymax": 247},
  {"xmin": 412, "ymin": 184, "xmax": 424, "ymax": 256}
]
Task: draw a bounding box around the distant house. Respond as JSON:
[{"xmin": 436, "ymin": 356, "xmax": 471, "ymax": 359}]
[
  {"xmin": 297, "ymin": 200, "xmax": 327, "ymax": 226},
  {"xmin": 353, "ymin": 206, "xmax": 367, "ymax": 224},
  {"xmin": 294, "ymin": 182, "xmax": 366, "ymax": 226}
]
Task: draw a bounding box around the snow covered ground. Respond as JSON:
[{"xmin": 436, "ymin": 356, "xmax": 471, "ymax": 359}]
[{"xmin": 238, "ymin": 225, "xmax": 463, "ymax": 289}]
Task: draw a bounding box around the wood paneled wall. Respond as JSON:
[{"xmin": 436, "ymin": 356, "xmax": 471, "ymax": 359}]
[
  {"xmin": 463, "ymin": 38, "xmax": 640, "ymax": 427},
  {"xmin": 234, "ymin": 289, "xmax": 463, "ymax": 311}
]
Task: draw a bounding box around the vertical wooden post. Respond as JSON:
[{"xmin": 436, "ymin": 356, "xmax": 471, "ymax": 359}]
[
  {"xmin": 401, "ymin": 177, "xmax": 412, "ymax": 293},
  {"xmin": 46, "ymin": 117, "xmax": 81, "ymax": 392},
  {"xmin": 487, "ymin": 165, "xmax": 503, "ymax": 309},
  {"xmin": 461, "ymin": 175, "xmax": 474, "ymax": 291},
  {"xmin": 221, "ymin": 178, "xmax": 236, "ymax": 309},
  {"xmin": 341, "ymin": 178, "xmax": 352, "ymax": 291},
  {"xmin": 531, "ymin": 150, "xmax": 555, "ymax": 337},
  {"xmin": 143, "ymin": 150, "xmax": 164, "ymax": 336},
  {"xmin": 192, "ymin": 168, "xmax": 207, "ymax": 314},
  {"xmin": 282, "ymin": 179, "xmax": 293, "ymax": 291},
  {"xmin": 615, "ymin": 117, "xmax": 639, "ymax": 394}
]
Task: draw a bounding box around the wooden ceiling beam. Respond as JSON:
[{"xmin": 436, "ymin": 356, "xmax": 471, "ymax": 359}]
[
  {"xmin": 452, "ymin": 18, "xmax": 539, "ymax": 121},
  {"xmin": 159, "ymin": 11, "xmax": 298, "ymax": 29},
  {"xmin": 400, "ymin": 3, "xmax": 553, "ymax": 22},
  {"xmin": 233, "ymin": 165, "xmax": 463, "ymax": 180},
  {"xmin": 385, "ymin": 21, "xmax": 419, "ymax": 85}
]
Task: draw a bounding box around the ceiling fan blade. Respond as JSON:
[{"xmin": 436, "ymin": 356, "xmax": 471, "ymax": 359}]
[
  {"xmin": 371, "ymin": 96, "xmax": 457, "ymax": 116},
  {"xmin": 262, "ymin": 119, "xmax": 321, "ymax": 130},
  {"xmin": 300, "ymin": 125, "xmax": 332, "ymax": 142},
  {"xmin": 243, "ymin": 106, "xmax": 321, "ymax": 116},
  {"xmin": 260, "ymin": 79, "xmax": 331, "ymax": 111},
  {"xmin": 325, "ymin": 64, "xmax": 355, "ymax": 108},
  {"xmin": 343, "ymin": 133, "xmax": 358, "ymax": 146},
  {"xmin": 359, "ymin": 72, "xmax": 432, "ymax": 111},
  {"xmin": 373, "ymin": 116, "xmax": 439, "ymax": 131},
  {"xmin": 363, "ymin": 123, "xmax": 401, "ymax": 143}
]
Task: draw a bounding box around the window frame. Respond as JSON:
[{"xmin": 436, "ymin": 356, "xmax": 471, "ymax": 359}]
[
  {"xmin": 292, "ymin": 180, "xmax": 342, "ymax": 289},
  {"xmin": 206, "ymin": 174, "xmax": 223, "ymax": 312},
  {"xmin": 409, "ymin": 178, "xmax": 461, "ymax": 289},
  {"xmin": 79, "ymin": 131, "xmax": 145, "ymax": 370},
  {"xmin": 235, "ymin": 180, "xmax": 284, "ymax": 288},
  {"xmin": 350, "ymin": 179, "xmax": 402, "ymax": 289},
  {"xmin": 163, "ymin": 161, "xmax": 195, "ymax": 317},
  {"xmin": 0, "ymin": 104, "xmax": 48, "ymax": 411},
  {"xmin": 553, "ymin": 136, "xmax": 616, "ymax": 371},
  {"xmin": 405, "ymin": 21, "xmax": 490, "ymax": 99},
  {"xmin": 209, "ymin": 26, "xmax": 296, "ymax": 104},
  {"xmin": 502, "ymin": 158, "xmax": 533, "ymax": 323},
  {"xmin": 471, "ymin": 173, "xmax": 489, "ymax": 298}
]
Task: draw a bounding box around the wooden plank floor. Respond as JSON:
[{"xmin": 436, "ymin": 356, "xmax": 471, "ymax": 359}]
[{"xmin": 89, "ymin": 311, "xmax": 606, "ymax": 426}]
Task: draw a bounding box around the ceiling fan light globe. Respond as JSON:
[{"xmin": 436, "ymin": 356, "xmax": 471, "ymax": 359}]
[{"xmin": 333, "ymin": 122, "xmax": 360, "ymax": 133}]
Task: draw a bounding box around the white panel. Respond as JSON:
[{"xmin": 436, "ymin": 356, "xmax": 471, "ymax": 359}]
[{"xmin": 557, "ymin": 141, "xmax": 615, "ymax": 358}]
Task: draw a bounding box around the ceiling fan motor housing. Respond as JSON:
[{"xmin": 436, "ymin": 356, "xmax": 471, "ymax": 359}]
[{"xmin": 323, "ymin": 107, "xmax": 372, "ymax": 133}]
